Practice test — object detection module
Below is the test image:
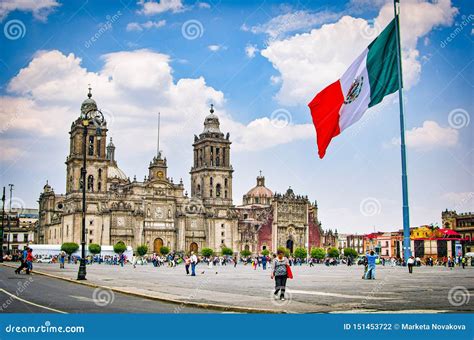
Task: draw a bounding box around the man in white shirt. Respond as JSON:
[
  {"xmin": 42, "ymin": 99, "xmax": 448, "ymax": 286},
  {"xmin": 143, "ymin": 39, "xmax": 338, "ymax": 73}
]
[{"xmin": 190, "ymin": 252, "xmax": 198, "ymax": 276}]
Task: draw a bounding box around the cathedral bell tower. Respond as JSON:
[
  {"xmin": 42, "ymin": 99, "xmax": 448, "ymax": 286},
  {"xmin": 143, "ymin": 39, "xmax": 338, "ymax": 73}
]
[
  {"xmin": 190, "ymin": 105, "xmax": 233, "ymax": 206},
  {"xmin": 65, "ymin": 88, "xmax": 108, "ymax": 194}
]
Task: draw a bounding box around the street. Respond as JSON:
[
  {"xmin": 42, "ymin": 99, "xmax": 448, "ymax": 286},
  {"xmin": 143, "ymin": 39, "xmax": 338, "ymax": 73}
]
[{"xmin": 0, "ymin": 266, "xmax": 215, "ymax": 313}]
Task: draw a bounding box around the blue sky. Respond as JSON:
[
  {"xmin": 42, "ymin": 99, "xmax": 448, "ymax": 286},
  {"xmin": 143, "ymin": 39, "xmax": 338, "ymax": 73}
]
[{"xmin": 0, "ymin": 0, "xmax": 472, "ymax": 234}]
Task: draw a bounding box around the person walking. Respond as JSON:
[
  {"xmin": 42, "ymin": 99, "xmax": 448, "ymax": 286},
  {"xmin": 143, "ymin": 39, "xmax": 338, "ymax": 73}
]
[
  {"xmin": 271, "ymin": 249, "xmax": 290, "ymax": 301},
  {"xmin": 364, "ymin": 250, "xmax": 377, "ymax": 280},
  {"xmin": 461, "ymin": 256, "xmax": 466, "ymax": 269},
  {"xmin": 25, "ymin": 248, "xmax": 34, "ymax": 275},
  {"xmin": 190, "ymin": 252, "xmax": 198, "ymax": 276},
  {"xmin": 407, "ymin": 256, "xmax": 415, "ymax": 274},
  {"xmin": 262, "ymin": 254, "xmax": 267, "ymax": 270},
  {"xmin": 15, "ymin": 247, "xmax": 29, "ymax": 274},
  {"xmin": 233, "ymin": 255, "xmax": 237, "ymax": 268},
  {"xmin": 184, "ymin": 256, "xmax": 191, "ymax": 275},
  {"xmin": 59, "ymin": 251, "xmax": 66, "ymax": 269}
]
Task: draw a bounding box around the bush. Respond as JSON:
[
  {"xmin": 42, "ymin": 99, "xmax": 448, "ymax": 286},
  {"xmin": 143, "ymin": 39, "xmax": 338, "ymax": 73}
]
[
  {"xmin": 221, "ymin": 247, "xmax": 233, "ymax": 256},
  {"xmin": 240, "ymin": 249, "xmax": 251, "ymax": 257},
  {"xmin": 61, "ymin": 242, "xmax": 79, "ymax": 256},
  {"xmin": 159, "ymin": 246, "xmax": 170, "ymax": 255},
  {"xmin": 88, "ymin": 243, "xmax": 101, "ymax": 255},
  {"xmin": 113, "ymin": 241, "xmax": 127, "ymax": 254},
  {"xmin": 327, "ymin": 247, "xmax": 340, "ymax": 258},
  {"xmin": 277, "ymin": 246, "xmax": 290, "ymax": 258},
  {"xmin": 310, "ymin": 247, "xmax": 325, "ymax": 259},
  {"xmin": 261, "ymin": 249, "xmax": 270, "ymax": 256},
  {"xmin": 201, "ymin": 247, "xmax": 214, "ymax": 257},
  {"xmin": 136, "ymin": 245, "xmax": 148, "ymax": 257},
  {"xmin": 343, "ymin": 247, "xmax": 358, "ymax": 258},
  {"xmin": 294, "ymin": 247, "xmax": 308, "ymax": 259}
]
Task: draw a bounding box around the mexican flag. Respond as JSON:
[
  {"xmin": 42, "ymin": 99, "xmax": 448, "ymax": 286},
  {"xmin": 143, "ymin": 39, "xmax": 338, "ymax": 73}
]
[{"xmin": 308, "ymin": 19, "xmax": 400, "ymax": 159}]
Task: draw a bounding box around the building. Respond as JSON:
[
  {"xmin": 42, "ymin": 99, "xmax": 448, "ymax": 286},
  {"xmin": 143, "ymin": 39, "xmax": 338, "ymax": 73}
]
[
  {"xmin": 442, "ymin": 210, "xmax": 474, "ymax": 252},
  {"xmin": 346, "ymin": 234, "xmax": 364, "ymax": 254},
  {"xmin": 37, "ymin": 91, "xmax": 329, "ymax": 254},
  {"xmin": 337, "ymin": 233, "xmax": 347, "ymax": 253},
  {"xmin": 235, "ymin": 176, "xmax": 326, "ymax": 254},
  {"xmin": 1, "ymin": 208, "xmax": 37, "ymax": 255}
]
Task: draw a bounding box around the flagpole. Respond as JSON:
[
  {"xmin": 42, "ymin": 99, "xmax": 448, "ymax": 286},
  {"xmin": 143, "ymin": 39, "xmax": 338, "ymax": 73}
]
[{"xmin": 393, "ymin": 0, "xmax": 411, "ymax": 261}]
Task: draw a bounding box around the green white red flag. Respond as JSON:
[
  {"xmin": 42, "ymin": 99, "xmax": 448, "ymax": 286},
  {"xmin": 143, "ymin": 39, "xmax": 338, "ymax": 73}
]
[{"xmin": 308, "ymin": 19, "xmax": 400, "ymax": 158}]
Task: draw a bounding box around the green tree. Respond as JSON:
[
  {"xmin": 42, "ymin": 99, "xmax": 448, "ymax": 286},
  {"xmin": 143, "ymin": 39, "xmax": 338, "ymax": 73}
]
[
  {"xmin": 310, "ymin": 247, "xmax": 325, "ymax": 260},
  {"xmin": 327, "ymin": 247, "xmax": 340, "ymax": 258},
  {"xmin": 221, "ymin": 247, "xmax": 233, "ymax": 256},
  {"xmin": 136, "ymin": 245, "xmax": 148, "ymax": 257},
  {"xmin": 277, "ymin": 246, "xmax": 290, "ymax": 258},
  {"xmin": 61, "ymin": 242, "xmax": 79, "ymax": 256},
  {"xmin": 88, "ymin": 243, "xmax": 101, "ymax": 255},
  {"xmin": 113, "ymin": 241, "xmax": 127, "ymax": 254},
  {"xmin": 294, "ymin": 247, "xmax": 308, "ymax": 259},
  {"xmin": 261, "ymin": 249, "xmax": 270, "ymax": 256},
  {"xmin": 343, "ymin": 247, "xmax": 358, "ymax": 258},
  {"xmin": 201, "ymin": 247, "xmax": 214, "ymax": 257},
  {"xmin": 159, "ymin": 246, "xmax": 170, "ymax": 255},
  {"xmin": 240, "ymin": 249, "xmax": 251, "ymax": 257}
]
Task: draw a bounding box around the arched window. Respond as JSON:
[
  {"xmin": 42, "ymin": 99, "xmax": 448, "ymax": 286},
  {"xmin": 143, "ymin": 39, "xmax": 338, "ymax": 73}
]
[
  {"xmin": 224, "ymin": 178, "xmax": 228, "ymax": 187},
  {"xmin": 210, "ymin": 177, "xmax": 213, "ymax": 185},
  {"xmin": 87, "ymin": 175, "xmax": 94, "ymax": 191},
  {"xmin": 98, "ymin": 169, "xmax": 102, "ymax": 179},
  {"xmin": 210, "ymin": 189, "xmax": 213, "ymax": 197},
  {"xmin": 98, "ymin": 182, "xmax": 102, "ymax": 191},
  {"xmin": 197, "ymin": 184, "xmax": 201, "ymax": 196},
  {"xmin": 216, "ymin": 184, "xmax": 221, "ymax": 197},
  {"xmin": 224, "ymin": 190, "xmax": 227, "ymax": 198}
]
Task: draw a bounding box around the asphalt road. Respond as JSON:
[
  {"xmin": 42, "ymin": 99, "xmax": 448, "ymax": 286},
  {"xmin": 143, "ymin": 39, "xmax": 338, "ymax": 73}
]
[{"xmin": 0, "ymin": 265, "xmax": 215, "ymax": 313}]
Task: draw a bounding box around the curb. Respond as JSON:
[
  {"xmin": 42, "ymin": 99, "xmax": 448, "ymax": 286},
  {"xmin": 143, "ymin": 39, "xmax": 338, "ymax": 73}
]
[{"xmin": 1, "ymin": 263, "xmax": 284, "ymax": 314}]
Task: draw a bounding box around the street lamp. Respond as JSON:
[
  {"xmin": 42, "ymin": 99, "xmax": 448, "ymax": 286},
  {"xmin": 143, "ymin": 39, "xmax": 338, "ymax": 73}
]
[
  {"xmin": 77, "ymin": 91, "xmax": 105, "ymax": 281},
  {"xmin": 0, "ymin": 187, "xmax": 5, "ymax": 263}
]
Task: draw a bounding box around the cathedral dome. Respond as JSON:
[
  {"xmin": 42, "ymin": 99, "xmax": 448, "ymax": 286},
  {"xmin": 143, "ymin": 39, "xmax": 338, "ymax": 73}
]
[
  {"xmin": 108, "ymin": 165, "xmax": 127, "ymax": 181},
  {"xmin": 202, "ymin": 104, "xmax": 221, "ymax": 134},
  {"xmin": 246, "ymin": 183, "xmax": 273, "ymax": 198}
]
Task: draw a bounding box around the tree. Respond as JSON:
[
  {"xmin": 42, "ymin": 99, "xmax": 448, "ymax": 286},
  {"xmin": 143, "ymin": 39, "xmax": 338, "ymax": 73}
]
[
  {"xmin": 294, "ymin": 247, "xmax": 308, "ymax": 259},
  {"xmin": 327, "ymin": 247, "xmax": 340, "ymax": 258},
  {"xmin": 159, "ymin": 246, "xmax": 170, "ymax": 255},
  {"xmin": 240, "ymin": 249, "xmax": 251, "ymax": 257},
  {"xmin": 136, "ymin": 245, "xmax": 148, "ymax": 257},
  {"xmin": 88, "ymin": 243, "xmax": 101, "ymax": 255},
  {"xmin": 261, "ymin": 249, "xmax": 270, "ymax": 256},
  {"xmin": 221, "ymin": 247, "xmax": 233, "ymax": 256},
  {"xmin": 201, "ymin": 247, "xmax": 214, "ymax": 257},
  {"xmin": 113, "ymin": 241, "xmax": 127, "ymax": 254},
  {"xmin": 61, "ymin": 242, "xmax": 79, "ymax": 256},
  {"xmin": 277, "ymin": 246, "xmax": 290, "ymax": 258},
  {"xmin": 343, "ymin": 247, "xmax": 358, "ymax": 258},
  {"xmin": 310, "ymin": 247, "xmax": 325, "ymax": 260}
]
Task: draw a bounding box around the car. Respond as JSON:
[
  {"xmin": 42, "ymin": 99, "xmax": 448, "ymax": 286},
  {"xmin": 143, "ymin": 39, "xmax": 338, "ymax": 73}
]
[{"xmin": 36, "ymin": 257, "xmax": 53, "ymax": 263}]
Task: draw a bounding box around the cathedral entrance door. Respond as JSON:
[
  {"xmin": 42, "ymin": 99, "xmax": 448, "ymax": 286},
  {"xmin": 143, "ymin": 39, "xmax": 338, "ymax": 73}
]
[
  {"xmin": 286, "ymin": 239, "xmax": 294, "ymax": 253},
  {"xmin": 190, "ymin": 242, "xmax": 198, "ymax": 253},
  {"xmin": 154, "ymin": 238, "xmax": 164, "ymax": 254}
]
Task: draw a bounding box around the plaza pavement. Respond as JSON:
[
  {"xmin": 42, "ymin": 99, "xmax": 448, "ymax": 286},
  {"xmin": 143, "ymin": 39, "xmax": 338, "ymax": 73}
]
[{"xmin": 17, "ymin": 262, "xmax": 474, "ymax": 313}]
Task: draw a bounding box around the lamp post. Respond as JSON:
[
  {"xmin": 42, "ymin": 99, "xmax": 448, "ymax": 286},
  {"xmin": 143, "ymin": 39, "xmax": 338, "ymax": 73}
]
[{"xmin": 77, "ymin": 99, "xmax": 104, "ymax": 281}]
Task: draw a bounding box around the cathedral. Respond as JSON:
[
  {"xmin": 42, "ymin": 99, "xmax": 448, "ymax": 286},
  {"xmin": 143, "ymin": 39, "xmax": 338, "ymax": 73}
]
[{"xmin": 37, "ymin": 91, "xmax": 333, "ymax": 254}]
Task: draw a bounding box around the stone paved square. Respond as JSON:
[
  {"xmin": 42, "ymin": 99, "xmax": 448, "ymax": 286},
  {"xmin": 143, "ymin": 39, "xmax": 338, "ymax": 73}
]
[{"xmin": 29, "ymin": 262, "xmax": 474, "ymax": 313}]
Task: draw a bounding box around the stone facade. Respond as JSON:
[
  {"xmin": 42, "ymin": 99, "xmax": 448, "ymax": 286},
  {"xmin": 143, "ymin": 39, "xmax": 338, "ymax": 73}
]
[{"xmin": 37, "ymin": 92, "xmax": 330, "ymax": 254}]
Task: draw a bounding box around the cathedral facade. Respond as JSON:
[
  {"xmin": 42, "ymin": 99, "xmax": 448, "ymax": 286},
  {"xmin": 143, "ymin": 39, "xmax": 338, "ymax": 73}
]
[{"xmin": 37, "ymin": 92, "xmax": 329, "ymax": 254}]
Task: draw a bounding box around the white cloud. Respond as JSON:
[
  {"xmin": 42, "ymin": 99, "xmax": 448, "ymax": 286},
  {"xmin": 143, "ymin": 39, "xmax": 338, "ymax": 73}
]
[
  {"xmin": 208, "ymin": 44, "xmax": 226, "ymax": 52},
  {"xmin": 2, "ymin": 49, "xmax": 311, "ymax": 161},
  {"xmin": 261, "ymin": 0, "xmax": 458, "ymax": 106},
  {"xmin": 245, "ymin": 44, "xmax": 258, "ymax": 58},
  {"xmin": 391, "ymin": 120, "xmax": 458, "ymax": 150},
  {"xmin": 242, "ymin": 10, "xmax": 341, "ymax": 40},
  {"xmin": 126, "ymin": 20, "xmax": 166, "ymax": 32},
  {"xmin": 197, "ymin": 2, "xmax": 210, "ymax": 9},
  {"xmin": 137, "ymin": 0, "xmax": 184, "ymax": 15},
  {"xmin": 0, "ymin": 0, "xmax": 60, "ymax": 21}
]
